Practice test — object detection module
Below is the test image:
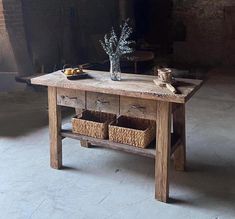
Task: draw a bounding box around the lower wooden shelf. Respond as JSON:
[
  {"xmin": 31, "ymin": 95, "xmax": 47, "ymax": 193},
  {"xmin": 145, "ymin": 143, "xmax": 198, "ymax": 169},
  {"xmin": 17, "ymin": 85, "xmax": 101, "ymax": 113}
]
[{"xmin": 61, "ymin": 123, "xmax": 181, "ymax": 159}]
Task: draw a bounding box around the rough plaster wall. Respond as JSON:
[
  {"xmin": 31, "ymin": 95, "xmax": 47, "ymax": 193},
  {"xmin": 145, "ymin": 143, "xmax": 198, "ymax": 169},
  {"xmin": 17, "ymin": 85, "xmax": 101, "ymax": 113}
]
[
  {"xmin": 21, "ymin": 0, "xmax": 119, "ymax": 73},
  {"xmin": 173, "ymin": 0, "xmax": 235, "ymax": 66},
  {"xmin": 0, "ymin": 32, "xmax": 17, "ymax": 72}
]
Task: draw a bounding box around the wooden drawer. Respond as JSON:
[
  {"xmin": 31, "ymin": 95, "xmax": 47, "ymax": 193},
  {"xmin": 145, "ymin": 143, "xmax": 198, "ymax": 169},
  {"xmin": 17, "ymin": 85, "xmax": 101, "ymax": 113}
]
[
  {"xmin": 57, "ymin": 88, "xmax": 85, "ymax": 108},
  {"xmin": 120, "ymin": 96, "xmax": 157, "ymax": 120},
  {"xmin": 86, "ymin": 92, "xmax": 119, "ymax": 114}
]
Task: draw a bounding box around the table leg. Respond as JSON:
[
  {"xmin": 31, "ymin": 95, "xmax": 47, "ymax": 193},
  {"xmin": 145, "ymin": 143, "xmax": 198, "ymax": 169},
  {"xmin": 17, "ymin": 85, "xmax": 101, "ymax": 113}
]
[
  {"xmin": 173, "ymin": 104, "xmax": 186, "ymax": 171},
  {"xmin": 48, "ymin": 87, "xmax": 62, "ymax": 169},
  {"xmin": 80, "ymin": 141, "xmax": 92, "ymax": 148},
  {"xmin": 155, "ymin": 101, "xmax": 171, "ymax": 202}
]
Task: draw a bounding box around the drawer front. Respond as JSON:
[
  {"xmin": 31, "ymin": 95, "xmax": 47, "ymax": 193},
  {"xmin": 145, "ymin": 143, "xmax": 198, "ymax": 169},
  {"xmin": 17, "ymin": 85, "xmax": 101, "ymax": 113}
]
[
  {"xmin": 57, "ymin": 88, "xmax": 85, "ymax": 108},
  {"xmin": 86, "ymin": 92, "xmax": 119, "ymax": 114},
  {"xmin": 120, "ymin": 96, "xmax": 157, "ymax": 120}
]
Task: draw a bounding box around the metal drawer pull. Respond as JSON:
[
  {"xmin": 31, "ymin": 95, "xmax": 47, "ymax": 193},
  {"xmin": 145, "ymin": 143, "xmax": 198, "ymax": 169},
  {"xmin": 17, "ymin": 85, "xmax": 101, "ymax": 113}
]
[
  {"xmin": 61, "ymin": 95, "xmax": 77, "ymax": 100},
  {"xmin": 131, "ymin": 105, "xmax": 146, "ymax": 110},
  {"xmin": 96, "ymin": 100, "xmax": 110, "ymax": 105}
]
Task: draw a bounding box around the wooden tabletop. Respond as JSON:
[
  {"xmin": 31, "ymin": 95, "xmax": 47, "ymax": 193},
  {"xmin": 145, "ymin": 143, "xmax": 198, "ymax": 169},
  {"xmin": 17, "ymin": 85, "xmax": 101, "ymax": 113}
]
[{"xmin": 31, "ymin": 70, "xmax": 203, "ymax": 103}]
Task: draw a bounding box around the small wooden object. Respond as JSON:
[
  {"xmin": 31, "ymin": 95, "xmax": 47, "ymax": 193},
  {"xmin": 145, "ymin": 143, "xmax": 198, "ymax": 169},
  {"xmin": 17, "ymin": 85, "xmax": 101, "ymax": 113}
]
[
  {"xmin": 72, "ymin": 110, "xmax": 116, "ymax": 139},
  {"xmin": 109, "ymin": 116, "xmax": 156, "ymax": 148},
  {"xmin": 153, "ymin": 68, "xmax": 178, "ymax": 94},
  {"xmin": 80, "ymin": 140, "xmax": 92, "ymax": 148},
  {"xmin": 153, "ymin": 79, "xmax": 177, "ymax": 94},
  {"xmin": 158, "ymin": 68, "xmax": 172, "ymax": 83}
]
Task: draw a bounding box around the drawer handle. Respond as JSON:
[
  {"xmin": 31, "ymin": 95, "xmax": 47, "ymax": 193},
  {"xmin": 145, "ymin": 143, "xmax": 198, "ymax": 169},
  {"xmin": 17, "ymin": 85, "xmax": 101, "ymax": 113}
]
[
  {"xmin": 131, "ymin": 105, "xmax": 146, "ymax": 110},
  {"xmin": 96, "ymin": 100, "xmax": 110, "ymax": 105},
  {"xmin": 130, "ymin": 105, "xmax": 146, "ymax": 113},
  {"xmin": 61, "ymin": 95, "xmax": 77, "ymax": 100}
]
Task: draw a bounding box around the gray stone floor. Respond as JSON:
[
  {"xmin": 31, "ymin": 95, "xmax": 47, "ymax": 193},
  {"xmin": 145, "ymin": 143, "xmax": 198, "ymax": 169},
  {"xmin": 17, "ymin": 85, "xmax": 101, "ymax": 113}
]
[{"xmin": 0, "ymin": 68, "xmax": 235, "ymax": 219}]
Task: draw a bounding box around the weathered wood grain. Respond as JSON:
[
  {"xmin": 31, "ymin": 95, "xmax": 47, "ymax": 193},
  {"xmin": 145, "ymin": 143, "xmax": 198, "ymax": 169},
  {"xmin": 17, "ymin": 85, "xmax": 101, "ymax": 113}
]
[
  {"xmin": 156, "ymin": 101, "xmax": 171, "ymax": 202},
  {"xmin": 48, "ymin": 87, "xmax": 62, "ymax": 169},
  {"xmin": 57, "ymin": 88, "xmax": 85, "ymax": 108},
  {"xmin": 61, "ymin": 128, "xmax": 156, "ymax": 158},
  {"xmin": 120, "ymin": 96, "xmax": 157, "ymax": 120},
  {"xmin": 86, "ymin": 92, "xmax": 119, "ymax": 114},
  {"xmin": 62, "ymin": 123, "xmax": 180, "ymax": 157},
  {"xmin": 31, "ymin": 70, "xmax": 203, "ymax": 103},
  {"xmin": 173, "ymin": 104, "xmax": 186, "ymax": 171},
  {"xmin": 80, "ymin": 140, "xmax": 92, "ymax": 148}
]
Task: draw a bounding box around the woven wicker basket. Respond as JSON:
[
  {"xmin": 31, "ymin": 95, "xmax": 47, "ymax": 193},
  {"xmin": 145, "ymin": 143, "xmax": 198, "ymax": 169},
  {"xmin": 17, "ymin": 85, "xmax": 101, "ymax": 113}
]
[
  {"xmin": 109, "ymin": 116, "xmax": 156, "ymax": 148},
  {"xmin": 72, "ymin": 110, "xmax": 116, "ymax": 139}
]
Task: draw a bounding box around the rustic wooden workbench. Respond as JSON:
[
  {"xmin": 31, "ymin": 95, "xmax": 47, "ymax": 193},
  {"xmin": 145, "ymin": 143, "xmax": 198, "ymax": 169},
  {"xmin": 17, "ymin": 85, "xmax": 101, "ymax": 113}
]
[{"xmin": 31, "ymin": 70, "xmax": 202, "ymax": 203}]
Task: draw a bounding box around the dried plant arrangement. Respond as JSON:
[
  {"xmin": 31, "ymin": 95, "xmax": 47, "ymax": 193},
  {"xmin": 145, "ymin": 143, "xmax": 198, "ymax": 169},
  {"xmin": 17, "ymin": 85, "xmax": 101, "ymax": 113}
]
[{"xmin": 100, "ymin": 19, "xmax": 135, "ymax": 81}]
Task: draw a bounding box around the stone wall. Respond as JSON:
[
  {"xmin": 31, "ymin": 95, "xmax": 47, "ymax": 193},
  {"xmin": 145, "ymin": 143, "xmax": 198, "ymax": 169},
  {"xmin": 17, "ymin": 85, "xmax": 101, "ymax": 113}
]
[{"xmin": 173, "ymin": 0, "xmax": 235, "ymax": 66}]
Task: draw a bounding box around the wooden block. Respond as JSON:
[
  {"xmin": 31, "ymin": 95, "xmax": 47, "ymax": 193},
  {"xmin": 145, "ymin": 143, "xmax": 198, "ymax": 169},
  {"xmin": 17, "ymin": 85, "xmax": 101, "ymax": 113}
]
[
  {"xmin": 153, "ymin": 79, "xmax": 177, "ymax": 94},
  {"xmin": 166, "ymin": 83, "xmax": 177, "ymax": 94},
  {"xmin": 158, "ymin": 68, "xmax": 172, "ymax": 83},
  {"xmin": 48, "ymin": 87, "xmax": 62, "ymax": 169},
  {"xmin": 153, "ymin": 79, "xmax": 165, "ymax": 87},
  {"xmin": 80, "ymin": 140, "xmax": 92, "ymax": 148},
  {"xmin": 173, "ymin": 104, "xmax": 186, "ymax": 171},
  {"xmin": 155, "ymin": 101, "xmax": 171, "ymax": 202}
]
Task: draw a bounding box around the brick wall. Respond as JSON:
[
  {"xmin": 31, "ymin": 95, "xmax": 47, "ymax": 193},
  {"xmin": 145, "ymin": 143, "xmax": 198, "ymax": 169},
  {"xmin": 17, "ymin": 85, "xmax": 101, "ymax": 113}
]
[
  {"xmin": 173, "ymin": 0, "xmax": 235, "ymax": 66},
  {"xmin": 1, "ymin": 0, "xmax": 33, "ymax": 75},
  {"xmin": 0, "ymin": 0, "xmax": 17, "ymax": 72}
]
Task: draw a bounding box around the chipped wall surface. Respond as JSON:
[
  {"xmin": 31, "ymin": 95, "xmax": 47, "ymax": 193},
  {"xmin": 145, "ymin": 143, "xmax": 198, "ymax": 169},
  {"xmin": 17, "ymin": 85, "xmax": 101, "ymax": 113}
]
[{"xmin": 173, "ymin": 0, "xmax": 235, "ymax": 66}]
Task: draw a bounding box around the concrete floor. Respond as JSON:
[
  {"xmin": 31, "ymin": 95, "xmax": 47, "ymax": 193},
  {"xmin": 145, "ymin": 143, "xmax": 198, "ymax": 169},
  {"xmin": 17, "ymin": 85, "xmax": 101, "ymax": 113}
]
[{"xmin": 0, "ymin": 68, "xmax": 235, "ymax": 219}]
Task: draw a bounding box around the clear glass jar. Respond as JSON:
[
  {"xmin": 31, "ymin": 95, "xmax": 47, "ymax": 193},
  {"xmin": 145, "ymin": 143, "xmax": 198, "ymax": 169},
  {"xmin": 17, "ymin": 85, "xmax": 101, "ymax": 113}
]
[{"xmin": 109, "ymin": 55, "xmax": 121, "ymax": 81}]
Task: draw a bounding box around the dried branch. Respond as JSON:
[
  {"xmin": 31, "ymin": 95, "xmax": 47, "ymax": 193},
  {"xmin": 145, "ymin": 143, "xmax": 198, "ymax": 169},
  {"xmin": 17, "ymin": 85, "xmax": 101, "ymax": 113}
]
[{"xmin": 100, "ymin": 19, "xmax": 135, "ymax": 58}]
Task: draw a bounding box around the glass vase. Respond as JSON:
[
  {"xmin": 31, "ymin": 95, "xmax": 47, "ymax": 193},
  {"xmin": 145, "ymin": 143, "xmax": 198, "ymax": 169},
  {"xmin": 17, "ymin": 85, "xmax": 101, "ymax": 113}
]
[{"xmin": 109, "ymin": 56, "xmax": 121, "ymax": 81}]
